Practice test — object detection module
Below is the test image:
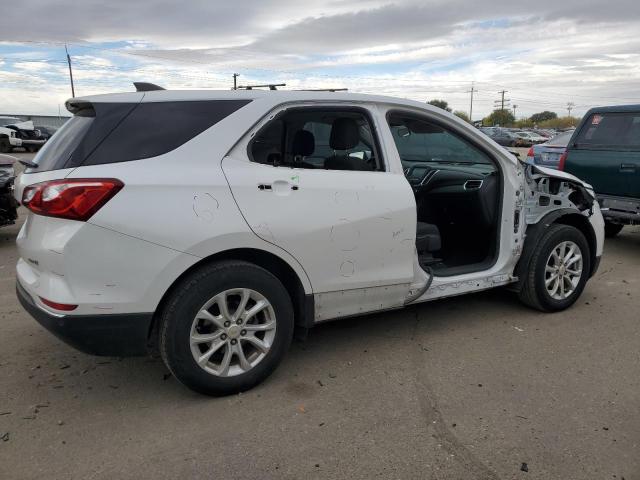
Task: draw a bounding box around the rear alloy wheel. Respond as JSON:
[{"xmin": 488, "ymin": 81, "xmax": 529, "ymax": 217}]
[
  {"xmin": 189, "ymin": 288, "xmax": 277, "ymax": 377},
  {"xmin": 518, "ymin": 224, "xmax": 590, "ymax": 312},
  {"xmin": 604, "ymin": 221, "xmax": 624, "ymax": 238},
  {"xmin": 160, "ymin": 260, "xmax": 294, "ymax": 396}
]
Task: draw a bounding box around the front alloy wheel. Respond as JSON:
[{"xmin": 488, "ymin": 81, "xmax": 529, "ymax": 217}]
[
  {"xmin": 544, "ymin": 241, "xmax": 583, "ymax": 300},
  {"xmin": 518, "ymin": 224, "xmax": 591, "ymax": 312}
]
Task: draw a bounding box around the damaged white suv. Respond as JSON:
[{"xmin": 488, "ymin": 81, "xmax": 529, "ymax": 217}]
[{"xmin": 15, "ymin": 86, "xmax": 604, "ymax": 395}]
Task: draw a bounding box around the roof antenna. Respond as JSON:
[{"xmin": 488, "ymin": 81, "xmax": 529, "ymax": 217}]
[{"xmin": 133, "ymin": 82, "xmax": 165, "ymax": 92}]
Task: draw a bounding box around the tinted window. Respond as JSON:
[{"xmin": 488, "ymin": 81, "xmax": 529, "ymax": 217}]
[
  {"xmin": 575, "ymin": 112, "xmax": 640, "ymax": 150},
  {"xmin": 250, "ymin": 109, "xmax": 383, "ymax": 171},
  {"xmin": 547, "ymin": 131, "xmax": 573, "ymax": 147},
  {"xmin": 30, "ymin": 111, "xmax": 94, "ymax": 171},
  {"xmin": 29, "ymin": 100, "xmax": 251, "ymax": 172},
  {"xmin": 388, "ymin": 114, "xmax": 492, "ymax": 166},
  {"xmin": 86, "ymin": 100, "xmax": 251, "ymax": 166}
]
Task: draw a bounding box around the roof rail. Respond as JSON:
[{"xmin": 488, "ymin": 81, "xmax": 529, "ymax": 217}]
[
  {"xmin": 133, "ymin": 82, "xmax": 165, "ymax": 92},
  {"xmin": 237, "ymin": 83, "xmax": 286, "ymax": 91},
  {"xmin": 298, "ymin": 88, "xmax": 348, "ymax": 92}
]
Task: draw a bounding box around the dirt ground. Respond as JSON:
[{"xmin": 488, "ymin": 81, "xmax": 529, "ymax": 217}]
[{"xmin": 1, "ymin": 152, "xmax": 639, "ymax": 479}]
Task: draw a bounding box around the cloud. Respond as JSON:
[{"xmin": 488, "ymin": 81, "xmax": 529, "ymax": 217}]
[{"xmin": 1, "ymin": 0, "xmax": 640, "ymax": 117}]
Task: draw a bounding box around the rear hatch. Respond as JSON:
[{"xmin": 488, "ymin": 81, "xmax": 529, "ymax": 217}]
[{"xmin": 564, "ymin": 109, "xmax": 640, "ymax": 198}]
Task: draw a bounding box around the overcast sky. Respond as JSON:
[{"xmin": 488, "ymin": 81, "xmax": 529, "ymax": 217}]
[{"xmin": 1, "ymin": 0, "xmax": 640, "ymax": 119}]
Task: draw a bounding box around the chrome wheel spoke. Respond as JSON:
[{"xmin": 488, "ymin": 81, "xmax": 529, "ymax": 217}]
[
  {"xmin": 196, "ymin": 309, "xmax": 225, "ymax": 329},
  {"xmin": 191, "ymin": 331, "xmax": 222, "ymax": 344},
  {"xmin": 197, "ymin": 340, "xmax": 225, "ymax": 366},
  {"xmin": 244, "ymin": 335, "xmax": 269, "ymax": 353},
  {"xmin": 545, "ymin": 272, "xmax": 558, "ymax": 286},
  {"xmin": 217, "ymin": 346, "xmax": 233, "ymax": 376},
  {"xmin": 242, "ymin": 300, "xmax": 267, "ymax": 322},
  {"xmin": 215, "ymin": 294, "xmax": 232, "ymax": 321},
  {"xmin": 244, "ymin": 320, "xmax": 276, "ymax": 332},
  {"xmin": 235, "ymin": 344, "xmax": 251, "ymax": 371},
  {"xmin": 233, "ymin": 289, "xmax": 251, "ymax": 322}
]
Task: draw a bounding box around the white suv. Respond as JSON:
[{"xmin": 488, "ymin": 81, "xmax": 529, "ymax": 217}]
[{"xmin": 15, "ymin": 87, "xmax": 604, "ymax": 395}]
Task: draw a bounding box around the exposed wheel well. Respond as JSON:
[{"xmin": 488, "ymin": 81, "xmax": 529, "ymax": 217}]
[{"xmin": 148, "ymin": 248, "xmax": 311, "ymax": 346}]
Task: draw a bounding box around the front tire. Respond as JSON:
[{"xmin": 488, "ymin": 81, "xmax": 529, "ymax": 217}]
[
  {"xmin": 518, "ymin": 224, "xmax": 590, "ymax": 312},
  {"xmin": 159, "ymin": 260, "xmax": 294, "ymax": 396},
  {"xmin": 604, "ymin": 221, "xmax": 624, "ymax": 238}
]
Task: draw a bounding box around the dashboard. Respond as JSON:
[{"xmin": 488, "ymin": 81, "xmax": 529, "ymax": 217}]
[{"xmin": 402, "ymin": 160, "xmax": 499, "ymax": 228}]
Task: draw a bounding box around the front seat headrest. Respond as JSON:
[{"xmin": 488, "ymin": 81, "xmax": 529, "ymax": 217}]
[
  {"xmin": 330, "ymin": 117, "xmax": 360, "ymax": 150},
  {"xmin": 292, "ymin": 130, "xmax": 315, "ymax": 156}
]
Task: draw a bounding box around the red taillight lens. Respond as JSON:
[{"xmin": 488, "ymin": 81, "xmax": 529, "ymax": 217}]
[
  {"xmin": 22, "ymin": 179, "xmax": 123, "ymax": 221},
  {"xmin": 39, "ymin": 297, "xmax": 78, "ymax": 311},
  {"xmin": 526, "ymin": 147, "xmax": 534, "ymax": 159},
  {"xmin": 557, "ymin": 152, "xmax": 568, "ymax": 171}
]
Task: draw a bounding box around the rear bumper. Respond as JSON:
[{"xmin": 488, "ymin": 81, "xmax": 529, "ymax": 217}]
[
  {"xmin": 17, "ymin": 280, "xmax": 152, "ymax": 356},
  {"xmin": 598, "ymin": 195, "xmax": 640, "ymax": 224}
]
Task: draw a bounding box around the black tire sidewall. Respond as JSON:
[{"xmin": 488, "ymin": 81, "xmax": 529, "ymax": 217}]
[
  {"xmin": 533, "ymin": 225, "xmax": 591, "ymax": 311},
  {"xmin": 161, "ymin": 262, "xmax": 294, "ymax": 396}
]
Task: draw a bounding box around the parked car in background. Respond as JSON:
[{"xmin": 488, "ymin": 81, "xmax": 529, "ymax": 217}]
[
  {"xmin": 526, "ymin": 131, "xmax": 574, "ymax": 169},
  {"xmin": 0, "ymin": 154, "xmax": 18, "ymax": 227},
  {"xmin": 481, "ymin": 127, "xmax": 518, "ymax": 146},
  {"xmin": 514, "ymin": 131, "xmax": 547, "ymax": 146},
  {"xmin": 3, "ymin": 121, "xmax": 47, "ymax": 152},
  {"xmin": 562, "ymin": 105, "xmax": 640, "ymax": 237},
  {"xmin": 34, "ymin": 126, "xmax": 57, "ymax": 141}
]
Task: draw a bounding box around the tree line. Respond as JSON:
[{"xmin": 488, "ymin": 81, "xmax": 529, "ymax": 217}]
[{"xmin": 426, "ymin": 99, "xmax": 580, "ymax": 129}]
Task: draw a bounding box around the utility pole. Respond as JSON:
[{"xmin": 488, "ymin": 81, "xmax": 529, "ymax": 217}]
[
  {"xmin": 512, "ymin": 104, "xmax": 518, "ymax": 118},
  {"xmin": 495, "ymin": 90, "xmax": 509, "ymax": 110},
  {"xmin": 467, "ymin": 82, "xmax": 477, "ymax": 122},
  {"xmin": 233, "ymin": 73, "xmax": 239, "ymax": 90},
  {"xmin": 64, "ymin": 44, "xmax": 75, "ymax": 98},
  {"xmin": 567, "ymin": 101, "xmax": 575, "ymax": 116}
]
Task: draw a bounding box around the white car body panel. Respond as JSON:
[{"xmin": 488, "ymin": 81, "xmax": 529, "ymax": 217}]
[{"xmin": 14, "ymin": 89, "xmax": 604, "ymax": 325}]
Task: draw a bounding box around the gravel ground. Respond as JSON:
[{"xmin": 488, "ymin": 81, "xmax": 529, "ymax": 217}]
[{"xmin": 1, "ymin": 152, "xmax": 639, "ymax": 480}]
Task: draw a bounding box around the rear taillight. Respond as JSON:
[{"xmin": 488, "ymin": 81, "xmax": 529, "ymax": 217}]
[
  {"xmin": 557, "ymin": 152, "xmax": 568, "ymax": 171},
  {"xmin": 22, "ymin": 179, "xmax": 123, "ymax": 221},
  {"xmin": 526, "ymin": 147, "xmax": 534, "ymax": 162}
]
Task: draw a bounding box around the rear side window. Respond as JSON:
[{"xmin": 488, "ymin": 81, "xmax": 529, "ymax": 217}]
[
  {"xmin": 31, "ymin": 100, "xmax": 251, "ymax": 172},
  {"xmin": 85, "ymin": 100, "xmax": 251, "ymax": 166},
  {"xmin": 575, "ymin": 112, "xmax": 640, "ymax": 150}
]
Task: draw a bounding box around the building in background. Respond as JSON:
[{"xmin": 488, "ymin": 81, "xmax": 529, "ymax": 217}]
[{"xmin": 0, "ymin": 114, "xmax": 69, "ymax": 128}]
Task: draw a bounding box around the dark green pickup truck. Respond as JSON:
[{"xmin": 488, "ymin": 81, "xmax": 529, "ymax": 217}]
[{"xmin": 562, "ymin": 105, "xmax": 640, "ymax": 237}]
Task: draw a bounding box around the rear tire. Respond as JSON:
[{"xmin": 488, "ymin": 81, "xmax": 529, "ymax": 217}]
[
  {"xmin": 604, "ymin": 221, "xmax": 624, "ymax": 238},
  {"xmin": 159, "ymin": 260, "xmax": 294, "ymax": 396},
  {"xmin": 518, "ymin": 224, "xmax": 590, "ymax": 312},
  {"xmin": 0, "ymin": 139, "xmax": 9, "ymax": 153}
]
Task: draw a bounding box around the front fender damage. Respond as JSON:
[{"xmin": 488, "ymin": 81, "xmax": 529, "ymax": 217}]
[{"xmin": 523, "ymin": 164, "xmax": 595, "ymax": 225}]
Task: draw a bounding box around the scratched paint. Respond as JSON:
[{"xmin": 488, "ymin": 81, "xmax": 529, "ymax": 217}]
[{"xmin": 192, "ymin": 193, "xmax": 219, "ymax": 222}]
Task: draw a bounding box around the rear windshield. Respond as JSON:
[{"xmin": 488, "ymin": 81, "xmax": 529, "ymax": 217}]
[
  {"xmin": 30, "ymin": 111, "xmax": 94, "ymax": 171},
  {"xmin": 575, "ymin": 112, "xmax": 640, "ymax": 150},
  {"xmin": 30, "ymin": 99, "xmax": 251, "ymax": 172},
  {"xmin": 546, "ymin": 131, "xmax": 573, "ymax": 147}
]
